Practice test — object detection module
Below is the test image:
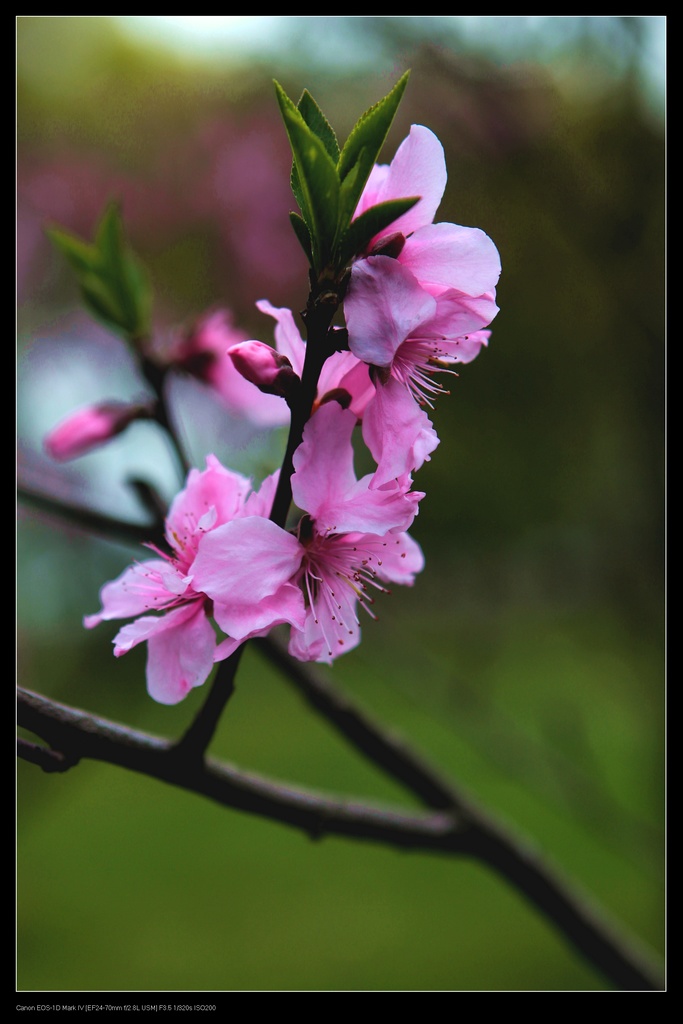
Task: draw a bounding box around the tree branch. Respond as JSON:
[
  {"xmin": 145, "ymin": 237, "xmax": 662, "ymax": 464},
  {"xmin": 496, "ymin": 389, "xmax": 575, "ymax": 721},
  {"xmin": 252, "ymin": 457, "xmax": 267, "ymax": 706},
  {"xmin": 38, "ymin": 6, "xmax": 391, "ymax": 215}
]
[
  {"xmin": 17, "ymin": 686, "xmax": 664, "ymax": 991},
  {"xmin": 17, "ymin": 483, "xmax": 165, "ymax": 550},
  {"xmin": 254, "ymin": 634, "xmax": 462, "ymax": 811}
]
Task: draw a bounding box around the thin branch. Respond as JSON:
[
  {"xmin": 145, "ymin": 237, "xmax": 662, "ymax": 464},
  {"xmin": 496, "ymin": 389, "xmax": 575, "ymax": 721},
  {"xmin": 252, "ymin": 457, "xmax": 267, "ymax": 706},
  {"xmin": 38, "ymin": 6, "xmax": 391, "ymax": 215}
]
[
  {"xmin": 17, "ymin": 686, "xmax": 664, "ymax": 991},
  {"xmin": 17, "ymin": 686, "xmax": 466, "ymax": 848},
  {"xmin": 17, "ymin": 483, "xmax": 165, "ymax": 550},
  {"xmin": 16, "ymin": 736, "xmax": 78, "ymax": 772},
  {"xmin": 255, "ymin": 635, "xmax": 462, "ymax": 811},
  {"xmin": 173, "ymin": 646, "xmax": 246, "ymax": 761},
  {"xmin": 140, "ymin": 357, "xmax": 192, "ymax": 480}
]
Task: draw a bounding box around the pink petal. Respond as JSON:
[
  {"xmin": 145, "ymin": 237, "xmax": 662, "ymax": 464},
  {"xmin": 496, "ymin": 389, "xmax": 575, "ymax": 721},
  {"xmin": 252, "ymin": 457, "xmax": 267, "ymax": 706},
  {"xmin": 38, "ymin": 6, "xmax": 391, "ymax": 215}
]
[
  {"xmin": 242, "ymin": 469, "xmax": 280, "ymax": 519},
  {"xmin": 256, "ymin": 299, "xmax": 306, "ymax": 376},
  {"xmin": 83, "ymin": 559, "xmax": 184, "ymax": 628},
  {"xmin": 330, "ymin": 356, "xmax": 375, "ymax": 418},
  {"xmin": 145, "ymin": 602, "xmax": 217, "ymax": 705},
  {"xmin": 111, "ymin": 600, "xmax": 216, "ymax": 704},
  {"xmin": 427, "ymin": 289, "xmax": 499, "ymax": 339},
  {"xmin": 437, "ymin": 329, "xmax": 491, "ymax": 366},
  {"xmin": 291, "ymin": 403, "xmax": 359, "ymax": 520},
  {"xmin": 288, "ymin": 605, "xmax": 361, "ymax": 665},
  {"xmin": 346, "ymin": 256, "xmax": 437, "ymax": 367},
  {"xmin": 355, "ymin": 125, "xmax": 447, "ymax": 240},
  {"xmin": 190, "ymin": 516, "xmax": 305, "ymax": 639},
  {"xmin": 165, "ymin": 455, "xmax": 252, "ymax": 559},
  {"xmin": 372, "ymin": 531, "xmax": 425, "ymax": 585},
  {"xmin": 400, "ymin": 222, "xmax": 502, "ymax": 296},
  {"xmin": 362, "ymin": 377, "xmax": 440, "ymax": 487}
]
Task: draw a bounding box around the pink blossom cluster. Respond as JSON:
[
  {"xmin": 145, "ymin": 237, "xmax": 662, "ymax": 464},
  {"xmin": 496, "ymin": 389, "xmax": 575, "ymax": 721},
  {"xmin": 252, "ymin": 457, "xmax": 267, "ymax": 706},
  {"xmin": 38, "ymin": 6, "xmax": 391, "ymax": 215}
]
[{"xmin": 78, "ymin": 125, "xmax": 500, "ymax": 703}]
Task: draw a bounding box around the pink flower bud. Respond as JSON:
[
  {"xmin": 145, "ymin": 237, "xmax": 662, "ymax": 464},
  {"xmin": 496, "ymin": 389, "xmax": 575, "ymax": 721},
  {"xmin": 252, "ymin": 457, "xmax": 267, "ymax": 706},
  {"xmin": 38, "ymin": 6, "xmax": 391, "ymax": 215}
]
[
  {"xmin": 44, "ymin": 401, "xmax": 153, "ymax": 461},
  {"xmin": 228, "ymin": 340, "xmax": 300, "ymax": 400}
]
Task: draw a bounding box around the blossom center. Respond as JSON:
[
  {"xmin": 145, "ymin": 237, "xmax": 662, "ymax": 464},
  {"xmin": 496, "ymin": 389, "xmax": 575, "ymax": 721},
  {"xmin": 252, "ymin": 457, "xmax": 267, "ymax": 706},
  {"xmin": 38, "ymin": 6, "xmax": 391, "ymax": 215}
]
[
  {"xmin": 299, "ymin": 524, "xmax": 397, "ymax": 657},
  {"xmin": 391, "ymin": 337, "xmax": 458, "ymax": 408}
]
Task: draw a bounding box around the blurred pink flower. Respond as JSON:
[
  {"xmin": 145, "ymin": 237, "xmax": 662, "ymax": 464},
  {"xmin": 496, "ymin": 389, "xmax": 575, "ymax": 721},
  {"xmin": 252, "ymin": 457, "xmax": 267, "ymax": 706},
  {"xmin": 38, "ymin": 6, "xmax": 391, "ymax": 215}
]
[
  {"xmin": 44, "ymin": 400, "xmax": 153, "ymax": 461},
  {"xmin": 163, "ymin": 308, "xmax": 290, "ymax": 427}
]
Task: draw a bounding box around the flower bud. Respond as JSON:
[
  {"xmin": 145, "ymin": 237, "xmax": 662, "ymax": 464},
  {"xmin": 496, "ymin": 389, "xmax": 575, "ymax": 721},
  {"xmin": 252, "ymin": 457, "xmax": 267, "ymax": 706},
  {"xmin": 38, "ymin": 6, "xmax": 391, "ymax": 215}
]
[
  {"xmin": 369, "ymin": 231, "xmax": 406, "ymax": 259},
  {"xmin": 228, "ymin": 341, "xmax": 300, "ymax": 400},
  {"xmin": 44, "ymin": 401, "xmax": 153, "ymax": 461}
]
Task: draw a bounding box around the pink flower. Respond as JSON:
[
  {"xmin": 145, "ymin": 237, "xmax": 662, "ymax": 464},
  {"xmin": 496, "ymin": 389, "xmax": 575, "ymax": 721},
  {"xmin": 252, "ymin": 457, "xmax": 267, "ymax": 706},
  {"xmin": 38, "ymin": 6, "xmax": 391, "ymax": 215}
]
[
  {"xmin": 341, "ymin": 125, "xmax": 501, "ymax": 486},
  {"xmin": 347, "ymin": 256, "xmax": 496, "ymax": 386},
  {"xmin": 44, "ymin": 400, "xmax": 153, "ymax": 461},
  {"xmin": 354, "ymin": 124, "xmax": 448, "ymax": 247},
  {"xmin": 352, "ymin": 125, "xmax": 502, "ymax": 300},
  {"xmin": 288, "ymin": 402, "xmax": 425, "ymax": 663},
  {"xmin": 84, "ymin": 456, "xmax": 304, "ymax": 704},
  {"xmin": 345, "ymin": 256, "xmax": 496, "ymax": 485},
  {"xmin": 163, "ymin": 308, "xmax": 290, "ymax": 428}
]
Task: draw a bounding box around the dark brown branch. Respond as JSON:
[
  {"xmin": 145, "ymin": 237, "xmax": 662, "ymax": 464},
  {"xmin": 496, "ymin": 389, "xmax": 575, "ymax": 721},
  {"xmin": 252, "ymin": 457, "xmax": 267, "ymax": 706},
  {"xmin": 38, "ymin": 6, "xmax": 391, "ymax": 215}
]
[
  {"xmin": 17, "ymin": 686, "xmax": 664, "ymax": 991},
  {"xmin": 268, "ymin": 295, "xmax": 341, "ymax": 528},
  {"xmin": 17, "ymin": 483, "xmax": 165, "ymax": 550},
  {"xmin": 17, "ymin": 686, "xmax": 466, "ymax": 849},
  {"xmin": 255, "ymin": 635, "xmax": 462, "ymax": 811},
  {"xmin": 173, "ymin": 646, "xmax": 246, "ymax": 761}
]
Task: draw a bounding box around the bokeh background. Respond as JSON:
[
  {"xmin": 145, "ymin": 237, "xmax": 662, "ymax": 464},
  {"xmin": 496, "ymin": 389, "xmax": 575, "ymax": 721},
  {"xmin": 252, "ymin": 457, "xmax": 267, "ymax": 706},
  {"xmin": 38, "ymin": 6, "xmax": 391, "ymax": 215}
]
[{"xmin": 17, "ymin": 16, "xmax": 665, "ymax": 992}]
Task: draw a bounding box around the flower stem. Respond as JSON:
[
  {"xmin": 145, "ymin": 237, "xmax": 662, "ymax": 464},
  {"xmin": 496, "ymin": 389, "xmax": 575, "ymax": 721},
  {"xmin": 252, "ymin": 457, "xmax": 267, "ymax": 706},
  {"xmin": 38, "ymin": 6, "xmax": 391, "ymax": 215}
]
[
  {"xmin": 172, "ymin": 645, "xmax": 246, "ymax": 762},
  {"xmin": 269, "ymin": 292, "xmax": 341, "ymax": 528}
]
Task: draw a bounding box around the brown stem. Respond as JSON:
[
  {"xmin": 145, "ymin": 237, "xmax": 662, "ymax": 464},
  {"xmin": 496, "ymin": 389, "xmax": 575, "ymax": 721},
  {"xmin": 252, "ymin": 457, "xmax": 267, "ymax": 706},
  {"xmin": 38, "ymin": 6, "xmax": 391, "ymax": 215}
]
[
  {"xmin": 255, "ymin": 635, "xmax": 460, "ymax": 811},
  {"xmin": 268, "ymin": 296, "xmax": 340, "ymax": 528},
  {"xmin": 172, "ymin": 646, "xmax": 246, "ymax": 762}
]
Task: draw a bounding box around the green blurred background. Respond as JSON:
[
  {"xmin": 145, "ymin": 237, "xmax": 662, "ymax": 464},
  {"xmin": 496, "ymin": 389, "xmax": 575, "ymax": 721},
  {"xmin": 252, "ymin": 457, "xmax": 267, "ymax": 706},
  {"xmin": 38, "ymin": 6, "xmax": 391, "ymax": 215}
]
[{"xmin": 17, "ymin": 16, "xmax": 665, "ymax": 992}]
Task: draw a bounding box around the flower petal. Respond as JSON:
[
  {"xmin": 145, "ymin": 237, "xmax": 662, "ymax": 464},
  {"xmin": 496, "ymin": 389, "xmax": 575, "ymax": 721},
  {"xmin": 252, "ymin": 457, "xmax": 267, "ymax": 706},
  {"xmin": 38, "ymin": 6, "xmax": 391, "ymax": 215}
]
[
  {"xmin": 400, "ymin": 222, "xmax": 502, "ymax": 296},
  {"xmin": 292, "ymin": 403, "xmax": 359, "ymax": 520},
  {"xmin": 346, "ymin": 256, "xmax": 437, "ymax": 368},
  {"xmin": 355, "ymin": 125, "xmax": 447, "ymax": 240},
  {"xmin": 288, "ymin": 605, "xmax": 361, "ymax": 665},
  {"xmin": 145, "ymin": 603, "xmax": 217, "ymax": 705},
  {"xmin": 362, "ymin": 376, "xmax": 440, "ymax": 487},
  {"xmin": 372, "ymin": 531, "xmax": 425, "ymax": 585},
  {"xmin": 165, "ymin": 455, "xmax": 251, "ymax": 560},
  {"xmin": 256, "ymin": 299, "xmax": 306, "ymax": 377},
  {"xmin": 83, "ymin": 559, "xmax": 184, "ymax": 628},
  {"xmin": 190, "ymin": 516, "xmax": 305, "ymax": 639}
]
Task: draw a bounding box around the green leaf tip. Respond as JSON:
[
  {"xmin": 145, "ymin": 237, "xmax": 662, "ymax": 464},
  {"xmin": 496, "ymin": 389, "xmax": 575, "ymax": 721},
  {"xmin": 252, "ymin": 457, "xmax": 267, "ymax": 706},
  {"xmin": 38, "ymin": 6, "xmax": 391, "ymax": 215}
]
[{"xmin": 46, "ymin": 201, "xmax": 152, "ymax": 343}]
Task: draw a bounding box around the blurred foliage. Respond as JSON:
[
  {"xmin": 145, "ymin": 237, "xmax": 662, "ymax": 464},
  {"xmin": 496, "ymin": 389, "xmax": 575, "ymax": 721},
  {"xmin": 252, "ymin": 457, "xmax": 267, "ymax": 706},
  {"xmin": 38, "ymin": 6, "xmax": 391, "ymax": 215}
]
[{"xmin": 17, "ymin": 17, "xmax": 664, "ymax": 992}]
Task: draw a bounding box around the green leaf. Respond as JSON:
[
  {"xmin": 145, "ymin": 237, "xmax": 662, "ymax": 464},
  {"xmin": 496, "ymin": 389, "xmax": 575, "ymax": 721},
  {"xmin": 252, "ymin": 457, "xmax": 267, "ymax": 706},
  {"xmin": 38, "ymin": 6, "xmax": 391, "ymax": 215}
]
[
  {"xmin": 47, "ymin": 203, "xmax": 152, "ymax": 341},
  {"xmin": 336, "ymin": 71, "xmax": 410, "ymax": 231},
  {"xmin": 289, "ymin": 212, "xmax": 314, "ymax": 264},
  {"xmin": 46, "ymin": 227, "xmax": 97, "ymax": 276},
  {"xmin": 275, "ymin": 81, "xmax": 340, "ymax": 271},
  {"xmin": 336, "ymin": 148, "xmax": 368, "ymax": 241},
  {"xmin": 78, "ymin": 270, "xmax": 130, "ymax": 330},
  {"xmin": 336, "ymin": 197, "xmax": 421, "ymax": 267},
  {"xmin": 276, "ymin": 85, "xmax": 312, "ymax": 229},
  {"xmin": 297, "ymin": 89, "xmax": 340, "ymax": 163}
]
